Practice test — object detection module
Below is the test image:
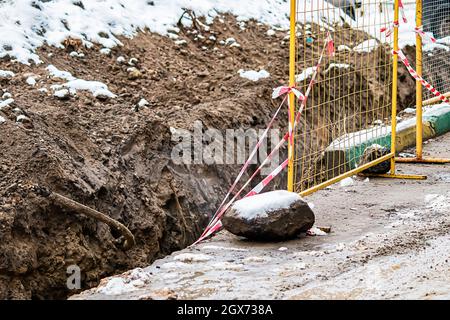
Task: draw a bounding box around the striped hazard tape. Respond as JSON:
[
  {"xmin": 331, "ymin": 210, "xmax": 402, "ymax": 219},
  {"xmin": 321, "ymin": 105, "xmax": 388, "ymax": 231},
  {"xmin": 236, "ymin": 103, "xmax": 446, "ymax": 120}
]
[
  {"xmin": 394, "ymin": 49, "xmax": 450, "ymax": 104},
  {"xmin": 202, "ymin": 94, "xmax": 288, "ymax": 234},
  {"xmin": 398, "ymin": 0, "xmax": 408, "ymax": 24},
  {"xmin": 195, "ymin": 34, "xmax": 334, "ymax": 244},
  {"xmin": 414, "ymin": 25, "xmax": 437, "ymax": 43},
  {"xmin": 381, "ymin": 20, "xmax": 399, "ymax": 38}
]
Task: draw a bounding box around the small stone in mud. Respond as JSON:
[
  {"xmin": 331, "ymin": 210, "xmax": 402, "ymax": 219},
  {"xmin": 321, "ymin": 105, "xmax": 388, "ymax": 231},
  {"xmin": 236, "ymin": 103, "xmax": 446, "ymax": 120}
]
[
  {"xmin": 2, "ymin": 92, "xmax": 12, "ymax": 99},
  {"xmin": 128, "ymin": 58, "xmax": 138, "ymax": 66},
  {"xmin": 127, "ymin": 67, "xmax": 142, "ymax": 80},
  {"xmin": 16, "ymin": 115, "xmax": 30, "ymax": 123},
  {"xmin": 360, "ymin": 144, "xmax": 391, "ymax": 174},
  {"xmin": 16, "ymin": 115, "xmax": 33, "ymax": 129},
  {"xmin": 134, "ymin": 98, "xmax": 149, "ymax": 111},
  {"xmin": 93, "ymin": 89, "xmax": 114, "ymax": 101},
  {"xmin": 222, "ymin": 190, "xmax": 315, "ymax": 241}
]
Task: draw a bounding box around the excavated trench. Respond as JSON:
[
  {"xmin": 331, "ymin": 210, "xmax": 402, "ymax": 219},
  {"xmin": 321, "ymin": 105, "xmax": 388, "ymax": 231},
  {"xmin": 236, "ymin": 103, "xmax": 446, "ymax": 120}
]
[{"xmin": 0, "ymin": 14, "xmax": 420, "ymax": 299}]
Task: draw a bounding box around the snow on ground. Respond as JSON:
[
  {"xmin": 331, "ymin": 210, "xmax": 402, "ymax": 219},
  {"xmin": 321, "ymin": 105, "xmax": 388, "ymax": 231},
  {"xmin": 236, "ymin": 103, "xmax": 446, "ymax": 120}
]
[
  {"xmin": 0, "ymin": 0, "xmax": 422, "ymax": 65},
  {"xmin": 307, "ymin": 227, "xmax": 327, "ymax": 236},
  {"xmin": 232, "ymin": 190, "xmax": 301, "ymax": 220},
  {"xmin": 0, "ymin": 70, "xmax": 15, "ymax": 78},
  {"xmin": 2, "ymin": 92, "xmax": 12, "ymax": 99},
  {"xmin": 0, "ymin": 98, "xmax": 14, "ymax": 110},
  {"xmin": 26, "ymin": 76, "xmax": 36, "ymax": 86},
  {"xmin": 238, "ymin": 69, "xmax": 270, "ymax": 82},
  {"xmin": 353, "ymin": 39, "xmax": 379, "ymax": 53},
  {"xmin": 340, "ymin": 177, "xmax": 354, "ymax": 187},
  {"xmin": 46, "ymin": 65, "xmax": 76, "ymax": 81},
  {"xmin": 324, "ymin": 63, "xmax": 351, "ymax": 74},
  {"xmin": 46, "ymin": 65, "xmax": 116, "ymax": 98},
  {"xmin": 173, "ymin": 253, "xmax": 211, "ymax": 263},
  {"xmin": 296, "ymin": 67, "xmax": 316, "ymax": 82}
]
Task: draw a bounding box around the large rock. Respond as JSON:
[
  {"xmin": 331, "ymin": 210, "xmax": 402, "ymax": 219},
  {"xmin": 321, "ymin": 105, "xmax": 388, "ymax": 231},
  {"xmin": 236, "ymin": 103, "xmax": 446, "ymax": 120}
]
[{"xmin": 222, "ymin": 190, "xmax": 315, "ymax": 241}]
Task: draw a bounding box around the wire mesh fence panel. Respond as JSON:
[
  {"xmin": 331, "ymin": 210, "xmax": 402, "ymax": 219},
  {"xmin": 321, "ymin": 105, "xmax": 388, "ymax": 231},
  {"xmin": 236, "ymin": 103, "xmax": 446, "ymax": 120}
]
[
  {"xmin": 292, "ymin": 0, "xmax": 395, "ymax": 194},
  {"xmin": 421, "ymin": 0, "xmax": 450, "ymax": 100}
]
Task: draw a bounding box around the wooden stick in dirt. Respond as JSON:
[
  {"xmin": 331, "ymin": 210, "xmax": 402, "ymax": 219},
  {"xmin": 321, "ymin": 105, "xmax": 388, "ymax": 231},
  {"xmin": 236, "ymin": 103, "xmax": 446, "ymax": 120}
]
[{"xmin": 35, "ymin": 186, "xmax": 135, "ymax": 250}]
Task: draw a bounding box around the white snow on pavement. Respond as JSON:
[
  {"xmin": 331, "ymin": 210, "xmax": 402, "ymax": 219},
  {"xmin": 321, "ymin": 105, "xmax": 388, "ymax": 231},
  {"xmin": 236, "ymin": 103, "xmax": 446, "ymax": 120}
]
[
  {"xmin": 201, "ymin": 245, "xmax": 248, "ymax": 252},
  {"xmin": 173, "ymin": 253, "xmax": 211, "ymax": 263},
  {"xmin": 340, "ymin": 177, "xmax": 354, "ymax": 187},
  {"xmin": 307, "ymin": 227, "xmax": 327, "ymax": 236}
]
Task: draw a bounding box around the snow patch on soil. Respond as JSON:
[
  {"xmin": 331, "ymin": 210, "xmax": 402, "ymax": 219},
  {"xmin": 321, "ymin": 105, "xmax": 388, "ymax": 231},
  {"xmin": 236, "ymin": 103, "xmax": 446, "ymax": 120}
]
[
  {"xmin": 47, "ymin": 65, "xmax": 116, "ymax": 98},
  {"xmin": 296, "ymin": 67, "xmax": 316, "ymax": 82},
  {"xmin": 0, "ymin": 70, "xmax": 15, "ymax": 78},
  {"xmin": 238, "ymin": 69, "xmax": 270, "ymax": 82},
  {"xmin": 0, "ymin": 98, "xmax": 14, "ymax": 110},
  {"xmin": 353, "ymin": 39, "xmax": 379, "ymax": 53}
]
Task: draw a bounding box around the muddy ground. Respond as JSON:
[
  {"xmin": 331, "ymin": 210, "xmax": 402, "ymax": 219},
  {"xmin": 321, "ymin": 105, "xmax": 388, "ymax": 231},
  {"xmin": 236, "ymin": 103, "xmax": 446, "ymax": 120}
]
[
  {"xmin": 73, "ymin": 132, "xmax": 450, "ymax": 300},
  {"xmin": 0, "ymin": 14, "xmax": 418, "ymax": 299}
]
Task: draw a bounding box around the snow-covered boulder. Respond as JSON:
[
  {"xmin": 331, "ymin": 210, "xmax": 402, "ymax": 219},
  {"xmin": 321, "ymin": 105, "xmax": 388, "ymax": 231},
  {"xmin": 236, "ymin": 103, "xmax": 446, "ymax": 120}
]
[{"xmin": 222, "ymin": 190, "xmax": 315, "ymax": 241}]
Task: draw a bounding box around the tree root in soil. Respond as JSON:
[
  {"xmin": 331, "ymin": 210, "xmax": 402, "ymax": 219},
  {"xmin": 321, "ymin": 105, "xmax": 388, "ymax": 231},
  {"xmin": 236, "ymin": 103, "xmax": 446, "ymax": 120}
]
[{"xmin": 31, "ymin": 185, "xmax": 136, "ymax": 250}]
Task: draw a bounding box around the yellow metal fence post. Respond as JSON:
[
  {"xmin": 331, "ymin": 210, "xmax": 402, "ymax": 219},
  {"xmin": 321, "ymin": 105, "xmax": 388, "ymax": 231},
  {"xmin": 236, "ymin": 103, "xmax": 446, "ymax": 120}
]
[
  {"xmin": 288, "ymin": 0, "xmax": 296, "ymax": 192},
  {"xmin": 416, "ymin": 0, "xmax": 424, "ymax": 160},
  {"xmin": 390, "ymin": 0, "xmax": 400, "ymax": 175}
]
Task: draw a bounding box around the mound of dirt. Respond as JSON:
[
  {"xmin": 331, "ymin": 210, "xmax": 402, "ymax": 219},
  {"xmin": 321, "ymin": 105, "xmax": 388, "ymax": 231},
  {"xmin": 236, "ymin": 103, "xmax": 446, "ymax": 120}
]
[{"xmin": 0, "ymin": 14, "xmax": 416, "ymax": 299}]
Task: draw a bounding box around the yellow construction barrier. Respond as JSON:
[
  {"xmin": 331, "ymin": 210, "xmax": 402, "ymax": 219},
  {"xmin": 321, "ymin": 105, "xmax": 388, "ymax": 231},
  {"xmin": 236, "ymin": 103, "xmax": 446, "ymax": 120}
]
[
  {"xmin": 396, "ymin": 0, "xmax": 450, "ymax": 164},
  {"xmin": 288, "ymin": 0, "xmax": 425, "ymax": 195}
]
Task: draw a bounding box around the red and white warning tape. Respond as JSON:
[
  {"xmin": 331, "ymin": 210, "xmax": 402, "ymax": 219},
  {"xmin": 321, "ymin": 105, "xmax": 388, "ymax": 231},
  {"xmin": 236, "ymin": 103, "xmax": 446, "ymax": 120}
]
[
  {"xmin": 381, "ymin": 0, "xmax": 406, "ymax": 38},
  {"xmin": 394, "ymin": 49, "xmax": 450, "ymax": 104},
  {"xmin": 195, "ymin": 34, "xmax": 335, "ymax": 244},
  {"xmin": 398, "ymin": 0, "xmax": 408, "ymax": 24},
  {"xmin": 381, "ymin": 20, "xmax": 399, "ymax": 38},
  {"xmin": 202, "ymin": 94, "xmax": 288, "ymax": 234},
  {"xmin": 246, "ymin": 159, "xmax": 289, "ymax": 197},
  {"xmin": 414, "ymin": 25, "xmax": 437, "ymax": 43}
]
